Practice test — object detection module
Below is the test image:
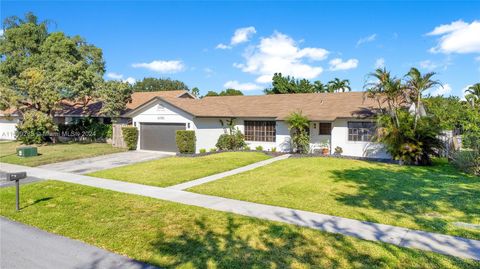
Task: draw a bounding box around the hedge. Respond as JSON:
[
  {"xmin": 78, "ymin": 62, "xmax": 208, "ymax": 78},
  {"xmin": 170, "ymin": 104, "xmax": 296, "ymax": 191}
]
[
  {"xmin": 176, "ymin": 130, "xmax": 196, "ymax": 153},
  {"xmin": 122, "ymin": 126, "xmax": 138, "ymax": 150}
]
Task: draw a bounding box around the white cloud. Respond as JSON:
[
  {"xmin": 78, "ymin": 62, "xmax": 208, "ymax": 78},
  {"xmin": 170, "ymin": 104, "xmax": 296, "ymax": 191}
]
[
  {"xmin": 106, "ymin": 72, "xmax": 136, "ymax": 84},
  {"xmin": 204, "ymin": 67, "xmax": 215, "ymax": 77},
  {"xmin": 223, "ymin": 80, "xmax": 262, "ymax": 91},
  {"xmin": 216, "ymin": 26, "xmax": 257, "ymax": 49},
  {"xmin": 429, "ymin": 83, "xmax": 452, "ymax": 96},
  {"xmin": 0, "ymin": 30, "xmax": 3, "ymax": 36},
  {"xmin": 374, "ymin": 58, "xmax": 385, "ymax": 69},
  {"xmin": 123, "ymin": 77, "xmax": 136, "ymax": 85},
  {"xmin": 419, "ymin": 60, "xmax": 439, "ymax": 70},
  {"xmin": 356, "ymin": 34, "xmax": 377, "ymax": 47},
  {"xmin": 427, "ymin": 20, "xmax": 480, "ymax": 54},
  {"xmin": 231, "ymin": 26, "xmax": 256, "ymax": 45},
  {"xmin": 106, "ymin": 72, "xmax": 124, "ymax": 80},
  {"xmin": 461, "ymin": 85, "xmax": 472, "ymax": 100},
  {"xmin": 234, "ymin": 31, "xmax": 329, "ymax": 83},
  {"xmin": 216, "ymin": 43, "xmax": 231, "ymax": 50},
  {"xmin": 329, "ymin": 58, "xmax": 359, "ymax": 71},
  {"xmin": 132, "ymin": 60, "xmax": 185, "ymax": 73}
]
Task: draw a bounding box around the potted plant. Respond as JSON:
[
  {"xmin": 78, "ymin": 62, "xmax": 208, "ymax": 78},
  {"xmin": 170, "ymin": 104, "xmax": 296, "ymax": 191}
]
[
  {"xmin": 334, "ymin": 146, "xmax": 343, "ymax": 156},
  {"xmin": 319, "ymin": 139, "xmax": 330, "ymax": 155}
]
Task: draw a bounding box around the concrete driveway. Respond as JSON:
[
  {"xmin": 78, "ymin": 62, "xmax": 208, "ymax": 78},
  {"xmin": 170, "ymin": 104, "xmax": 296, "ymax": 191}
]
[
  {"xmin": 0, "ymin": 217, "xmax": 158, "ymax": 269},
  {"xmin": 38, "ymin": 151, "xmax": 170, "ymax": 174}
]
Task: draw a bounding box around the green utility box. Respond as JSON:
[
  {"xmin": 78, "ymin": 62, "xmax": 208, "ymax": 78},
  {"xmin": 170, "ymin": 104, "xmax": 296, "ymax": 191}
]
[{"xmin": 16, "ymin": 146, "xmax": 38, "ymax": 158}]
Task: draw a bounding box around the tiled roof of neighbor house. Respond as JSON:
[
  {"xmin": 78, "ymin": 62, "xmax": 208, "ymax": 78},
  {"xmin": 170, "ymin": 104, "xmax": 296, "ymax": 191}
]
[
  {"xmin": 1, "ymin": 90, "xmax": 193, "ymax": 117},
  {"xmin": 157, "ymin": 92, "xmax": 379, "ymax": 121}
]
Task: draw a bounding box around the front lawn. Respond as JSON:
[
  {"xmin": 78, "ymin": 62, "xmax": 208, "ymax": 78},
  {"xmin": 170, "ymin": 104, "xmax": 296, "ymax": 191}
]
[
  {"xmin": 0, "ymin": 181, "xmax": 477, "ymax": 268},
  {"xmin": 0, "ymin": 142, "xmax": 126, "ymax": 166},
  {"xmin": 88, "ymin": 152, "xmax": 271, "ymax": 187},
  {"xmin": 190, "ymin": 157, "xmax": 480, "ymax": 240}
]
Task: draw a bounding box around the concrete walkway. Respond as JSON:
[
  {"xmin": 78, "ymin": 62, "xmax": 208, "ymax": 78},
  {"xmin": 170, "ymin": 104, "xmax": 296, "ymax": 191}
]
[
  {"xmin": 1, "ymin": 162, "xmax": 479, "ymax": 261},
  {"xmin": 0, "ymin": 217, "xmax": 158, "ymax": 269},
  {"xmin": 38, "ymin": 151, "xmax": 170, "ymax": 174},
  {"xmin": 168, "ymin": 154, "xmax": 291, "ymax": 190}
]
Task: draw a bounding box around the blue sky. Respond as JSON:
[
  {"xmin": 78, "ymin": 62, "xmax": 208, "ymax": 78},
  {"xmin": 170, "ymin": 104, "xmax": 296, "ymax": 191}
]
[{"xmin": 2, "ymin": 1, "xmax": 480, "ymax": 96}]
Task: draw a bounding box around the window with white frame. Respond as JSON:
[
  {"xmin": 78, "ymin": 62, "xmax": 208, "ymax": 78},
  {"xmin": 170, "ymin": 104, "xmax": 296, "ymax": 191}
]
[{"xmin": 347, "ymin": 121, "xmax": 375, "ymax": 142}]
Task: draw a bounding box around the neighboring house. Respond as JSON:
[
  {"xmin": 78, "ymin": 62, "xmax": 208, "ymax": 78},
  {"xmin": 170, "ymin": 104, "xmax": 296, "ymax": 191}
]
[
  {"xmin": 0, "ymin": 90, "xmax": 195, "ymax": 140},
  {"xmin": 123, "ymin": 92, "xmax": 390, "ymax": 158}
]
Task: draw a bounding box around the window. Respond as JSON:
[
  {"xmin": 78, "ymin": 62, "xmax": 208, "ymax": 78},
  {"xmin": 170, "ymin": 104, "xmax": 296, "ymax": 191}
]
[
  {"xmin": 244, "ymin": 121, "xmax": 276, "ymax": 142},
  {"xmin": 348, "ymin": 122, "xmax": 375, "ymax": 142},
  {"xmin": 318, "ymin": 123, "xmax": 332, "ymax": 135}
]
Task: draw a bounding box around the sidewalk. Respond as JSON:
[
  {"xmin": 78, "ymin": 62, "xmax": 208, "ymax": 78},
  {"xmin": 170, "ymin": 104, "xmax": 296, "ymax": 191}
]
[
  {"xmin": 167, "ymin": 154, "xmax": 290, "ymax": 190},
  {"xmin": 1, "ymin": 162, "xmax": 479, "ymax": 261},
  {"xmin": 0, "ymin": 217, "xmax": 158, "ymax": 269}
]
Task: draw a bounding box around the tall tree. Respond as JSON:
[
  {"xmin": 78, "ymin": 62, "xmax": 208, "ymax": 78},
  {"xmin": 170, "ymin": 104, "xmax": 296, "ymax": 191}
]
[
  {"xmin": 191, "ymin": 87, "xmax": 200, "ymax": 97},
  {"xmin": 365, "ymin": 67, "xmax": 443, "ymax": 165},
  {"xmin": 219, "ymin": 88, "xmax": 243, "ymax": 96},
  {"xmin": 405, "ymin": 67, "xmax": 441, "ymax": 129},
  {"xmin": 203, "ymin": 88, "xmax": 243, "ymax": 97},
  {"xmin": 265, "ymin": 73, "xmax": 327, "ymax": 94},
  {"xmin": 99, "ymin": 81, "xmax": 133, "ymax": 117},
  {"xmin": 204, "ymin": 91, "xmax": 219, "ymax": 97},
  {"xmin": 327, "ymin": 78, "xmax": 351, "ymax": 93},
  {"xmin": 465, "ymin": 83, "xmax": 480, "ymax": 108},
  {"xmin": 0, "ymin": 12, "xmax": 105, "ymax": 118},
  {"xmin": 133, "ymin": 77, "xmax": 189, "ymax": 92}
]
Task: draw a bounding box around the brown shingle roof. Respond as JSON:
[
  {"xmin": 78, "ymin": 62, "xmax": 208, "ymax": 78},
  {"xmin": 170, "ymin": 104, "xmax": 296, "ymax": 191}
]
[
  {"xmin": 157, "ymin": 92, "xmax": 378, "ymax": 120},
  {"xmin": 127, "ymin": 90, "xmax": 192, "ymax": 110},
  {"xmin": 1, "ymin": 90, "xmax": 193, "ymax": 117}
]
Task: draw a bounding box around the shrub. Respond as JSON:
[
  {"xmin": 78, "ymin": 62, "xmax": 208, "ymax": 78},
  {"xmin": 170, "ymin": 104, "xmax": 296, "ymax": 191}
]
[
  {"xmin": 199, "ymin": 148, "xmax": 207, "ymax": 154},
  {"xmin": 334, "ymin": 146, "xmax": 343, "ymax": 156},
  {"xmin": 209, "ymin": 148, "xmax": 217, "ymax": 152},
  {"xmin": 255, "ymin": 145, "xmax": 263, "ymax": 151},
  {"xmin": 376, "ymin": 110, "xmax": 443, "ymax": 165},
  {"xmin": 271, "ymin": 147, "xmax": 277, "ymax": 152},
  {"xmin": 58, "ymin": 117, "xmax": 111, "ymax": 141},
  {"xmin": 106, "ymin": 124, "xmax": 113, "ymax": 139},
  {"xmin": 122, "ymin": 126, "xmax": 138, "ymax": 150},
  {"xmin": 215, "ymin": 129, "xmax": 246, "ymax": 151},
  {"xmin": 176, "ymin": 130, "xmax": 196, "ymax": 154},
  {"xmin": 451, "ymin": 150, "xmax": 480, "ymax": 176},
  {"xmin": 16, "ymin": 111, "xmax": 57, "ymax": 144},
  {"xmin": 244, "ymin": 146, "xmax": 251, "ymax": 151}
]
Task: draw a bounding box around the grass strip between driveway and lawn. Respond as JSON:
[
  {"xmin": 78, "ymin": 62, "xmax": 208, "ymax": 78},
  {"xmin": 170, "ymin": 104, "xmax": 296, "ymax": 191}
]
[
  {"xmin": 0, "ymin": 180, "xmax": 478, "ymax": 269},
  {"xmin": 189, "ymin": 157, "xmax": 480, "ymax": 241},
  {"xmin": 87, "ymin": 152, "xmax": 271, "ymax": 187},
  {"xmin": 0, "ymin": 142, "xmax": 127, "ymax": 167}
]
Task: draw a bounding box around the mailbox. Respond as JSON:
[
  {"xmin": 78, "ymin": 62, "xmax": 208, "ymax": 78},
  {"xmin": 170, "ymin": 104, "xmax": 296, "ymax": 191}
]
[{"xmin": 6, "ymin": 172, "xmax": 27, "ymax": 181}]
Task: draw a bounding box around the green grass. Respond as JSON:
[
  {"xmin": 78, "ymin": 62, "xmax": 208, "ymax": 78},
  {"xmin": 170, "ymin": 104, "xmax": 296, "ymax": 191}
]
[
  {"xmin": 0, "ymin": 181, "xmax": 477, "ymax": 269},
  {"xmin": 0, "ymin": 142, "xmax": 127, "ymax": 166},
  {"xmin": 88, "ymin": 152, "xmax": 271, "ymax": 187},
  {"xmin": 190, "ymin": 157, "xmax": 480, "ymax": 240}
]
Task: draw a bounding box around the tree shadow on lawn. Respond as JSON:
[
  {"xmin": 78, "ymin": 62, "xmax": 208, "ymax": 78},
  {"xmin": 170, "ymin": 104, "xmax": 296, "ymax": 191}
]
[
  {"xmin": 330, "ymin": 163, "xmax": 480, "ymax": 237},
  {"xmin": 149, "ymin": 216, "xmax": 477, "ymax": 269}
]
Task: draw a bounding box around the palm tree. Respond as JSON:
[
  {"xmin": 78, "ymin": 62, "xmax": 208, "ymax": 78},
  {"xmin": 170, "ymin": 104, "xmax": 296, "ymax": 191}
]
[
  {"xmin": 327, "ymin": 78, "xmax": 351, "ymax": 93},
  {"xmin": 465, "ymin": 83, "xmax": 480, "ymax": 108},
  {"xmin": 365, "ymin": 68, "xmax": 406, "ymax": 127},
  {"xmin": 313, "ymin": 81, "xmax": 328, "ymax": 93},
  {"xmin": 405, "ymin": 67, "xmax": 441, "ymax": 130}
]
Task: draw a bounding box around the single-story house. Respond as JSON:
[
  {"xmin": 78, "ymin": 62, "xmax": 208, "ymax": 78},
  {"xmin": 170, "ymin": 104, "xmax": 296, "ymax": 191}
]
[
  {"xmin": 0, "ymin": 90, "xmax": 196, "ymax": 140},
  {"xmin": 123, "ymin": 92, "xmax": 390, "ymax": 159}
]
